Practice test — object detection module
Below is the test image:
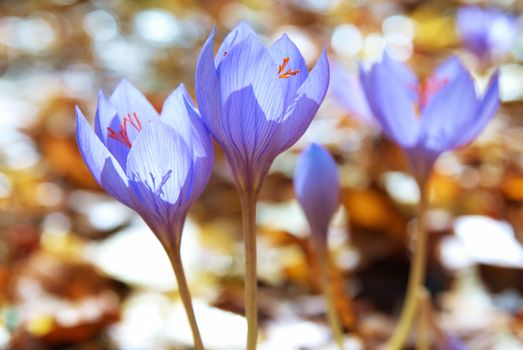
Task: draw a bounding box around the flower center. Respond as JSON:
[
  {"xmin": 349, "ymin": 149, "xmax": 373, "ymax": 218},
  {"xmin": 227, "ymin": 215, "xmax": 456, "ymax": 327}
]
[
  {"xmin": 278, "ymin": 57, "xmax": 300, "ymax": 79},
  {"xmin": 417, "ymin": 77, "xmax": 449, "ymax": 111},
  {"xmin": 107, "ymin": 112, "xmax": 142, "ymax": 148}
]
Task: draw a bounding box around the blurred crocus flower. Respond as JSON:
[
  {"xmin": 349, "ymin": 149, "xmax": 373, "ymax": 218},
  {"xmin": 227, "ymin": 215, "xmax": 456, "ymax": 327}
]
[
  {"xmin": 360, "ymin": 53, "xmax": 499, "ymax": 183},
  {"xmin": 75, "ymin": 80, "xmax": 213, "ymax": 244},
  {"xmin": 329, "ymin": 60, "xmax": 374, "ymax": 125},
  {"xmin": 195, "ymin": 22, "xmax": 329, "ymax": 193},
  {"xmin": 294, "ymin": 143, "xmax": 340, "ymax": 245},
  {"xmin": 457, "ymin": 6, "xmax": 517, "ymax": 62}
]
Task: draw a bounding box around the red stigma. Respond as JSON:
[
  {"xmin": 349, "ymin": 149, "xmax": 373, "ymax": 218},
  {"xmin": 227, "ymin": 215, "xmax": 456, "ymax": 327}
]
[
  {"xmin": 107, "ymin": 112, "xmax": 142, "ymax": 148},
  {"xmin": 417, "ymin": 77, "xmax": 449, "ymax": 111},
  {"xmin": 278, "ymin": 57, "xmax": 300, "ymax": 79},
  {"xmin": 223, "ymin": 51, "xmax": 228, "ymax": 57}
]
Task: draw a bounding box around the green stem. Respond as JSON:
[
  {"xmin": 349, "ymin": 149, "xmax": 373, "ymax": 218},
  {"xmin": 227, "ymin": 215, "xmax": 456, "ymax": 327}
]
[
  {"xmin": 385, "ymin": 181, "xmax": 429, "ymax": 350},
  {"xmin": 239, "ymin": 190, "xmax": 259, "ymax": 350},
  {"xmin": 165, "ymin": 242, "xmax": 205, "ymax": 350},
  {"xmin": 318, "ymin": 246, "xmax": 345, "ymax": 350}
]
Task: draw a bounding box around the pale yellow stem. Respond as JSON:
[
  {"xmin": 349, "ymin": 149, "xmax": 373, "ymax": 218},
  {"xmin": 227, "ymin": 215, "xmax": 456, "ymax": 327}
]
[
  {"xmin": 318, "ymin": 247, "xmax": 345, "ymax": 350},
  {"xmin": 239, "ymin": 190, "xmax": 259, "ymax": 350},
  {"xmin": 385, "ymin": 181, "xmax": 429, "ymax": 350}
]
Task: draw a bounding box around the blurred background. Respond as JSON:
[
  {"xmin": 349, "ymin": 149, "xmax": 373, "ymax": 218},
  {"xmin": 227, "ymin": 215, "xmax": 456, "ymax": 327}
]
[{"xmin": 1, "ymin": 0, "xmax": 523, "ymax": 349}]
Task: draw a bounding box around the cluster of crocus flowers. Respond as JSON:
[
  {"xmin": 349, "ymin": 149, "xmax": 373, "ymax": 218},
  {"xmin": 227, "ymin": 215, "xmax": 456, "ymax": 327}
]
[
  {"xmin": 76, "ymin": 80, "xmax": 213, "ymax": 350},
  {"xmin": 74, "ymin": 19, "xmax": 505, "ymax": 350},
  {"xmin": 457, "ymin": 6, "xmax": 517, "ymax": 65},
  {"xmin": 294, "ymin": 143, "xmax": 344, "ymax": 350},
  {"xmin": 360, "ymin": 53, "xmax": 499, "ymax": 349},
  {"xmin": 196, "ymin": 22, "xmax": 329, "ymax": 350}
]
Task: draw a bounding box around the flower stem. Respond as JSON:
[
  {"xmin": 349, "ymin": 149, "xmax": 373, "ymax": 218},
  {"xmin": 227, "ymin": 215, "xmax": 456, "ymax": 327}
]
[
  {"xmin": 165, "ymin": 243, "xmax": 205, "ymax": 350},
  {"xmin": 385, "ymin": 181, "xmax": 429, "ymax": 350},
  {"xmin": 416, "ymin": 288, "xmax": 431, "ymax": 350},
  {"xmin": 318, "ymin": 246, "xmax": 345, "ymax": 350},
  {"xmin": 239, "ymin": 190, "xmax": 259, "ymax": 350}
]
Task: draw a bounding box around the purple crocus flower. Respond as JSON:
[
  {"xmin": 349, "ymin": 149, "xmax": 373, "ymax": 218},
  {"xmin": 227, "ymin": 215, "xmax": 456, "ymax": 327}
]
[
  {"xmin": 76, "ymin": 80, "xmax": 211, "ymax": 350},
  {"xmin": 196, "ymin": 22, "xmax": 329, "ymax": 350},
  {"xmin": 75, "ymin": 80, "xmax": 213, "ymax": 243},
  {"xmin": 457, "ymin": 6, "xmax": 517, "ymax": 62},
  {"xmin": 360, "ymin": 53, "xmax": 499, "ymax": 183},
  {"xmin": 294, "ymin": 143, "xmax": 340, "ymax": 246},
  {"xmin": 195, "ymin": 22, "xmax": 329, "ymax": 193},
  {"xmin": 329, "ymin": 60, "xmax": 374, "ymax": 125}
]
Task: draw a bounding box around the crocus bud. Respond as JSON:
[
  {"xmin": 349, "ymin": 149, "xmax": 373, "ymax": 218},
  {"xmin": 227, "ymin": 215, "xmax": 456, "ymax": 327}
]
[{"xmin": 294, "ymin": 143, "xmax": 340, "ymax": 246}]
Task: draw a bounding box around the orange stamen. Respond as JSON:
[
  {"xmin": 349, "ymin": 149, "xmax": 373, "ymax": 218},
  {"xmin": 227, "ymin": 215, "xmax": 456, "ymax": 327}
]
[
  {"xmin": 277, "ymin": 57, "xmax": 300, "ymax": 79},
  {"xmin": 278, "ymin": 57, "xmax": 289, "ymax": 74},
  {"xmin": 279, "ymin": 69, "xmax": 300, "ymax": 79}
]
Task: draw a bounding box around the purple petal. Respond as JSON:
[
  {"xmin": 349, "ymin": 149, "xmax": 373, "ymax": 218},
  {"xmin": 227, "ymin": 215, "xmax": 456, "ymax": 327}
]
[
  {"xmin": 161, "ymin": 84, "xmax": 214, "ymax": 200},
  {"xmin": 486, "ymin": 9, "xmax": 517, "ymax": 57},
  {"xmin": 420, "ymin": 69, "xmax": 479, "ymax": 152},
  {"xmin": 269, "ymin": 34, "xmax": 308, "ymax": 106},
  {"xmin": 329, "ymin": 60, "xmax": 374, "ymax": 125},
  {"xmin": 421, "ymin": 56, "xmax": 469, "ymax": 113},
  {"xmin": 217, "ymin": 33, "xmax": 284, "ymax": 122},
  {"xmin": 453, "ymin": 70, "xmax": 499, "ymax": 148},
  {"xmin": 215, "ymin": 22, "xmax": 257, "ymax": 67},
  {"xmin": 125, "ymin": 120, "xmax": 194, "ymax": 231},
  {"xmin": 196, "ymin": 28, "xmax": 227, "ymax": 144},
  {"xmin": 109, "ymin": 79, "xmax": 159, "ymax": 144},
  {"xmin": 294, "ymin": 143, "xmax": 339, "ymax": 242},
  {"xmin": 214, "ymin": 33, "xmax": 286, "ymax": 182},
  {"xmin": 381, "ymin": 51, "xmax": 419, "ymax": 101},
  {"xmin": 94, "ymin": 90, "xmax": 117, "ymax": 143},
  {"xmin": 275, "ymin": 48, "xmax": 330, "ymax": 153},
  {"xmin": 219, "ymin": 85, "xmax": 283, "ymax": 188},
  {"xmin": 361, "ymin": 59, "xmax": 419, "ymax": 148},
  {"xmin": 75, "ymin": 107, "xmax": 133, "ymax": 208},
  {"xmin": 94, "ymin": 90, "xmax": 131, "ymax": 170},
  {"xmin": 432, "ymin": 56, "xmax": 468, "ymax": 83},
  {"xmin": 457, "ymin": 6, "xmax": 489, "ymax": 58}
]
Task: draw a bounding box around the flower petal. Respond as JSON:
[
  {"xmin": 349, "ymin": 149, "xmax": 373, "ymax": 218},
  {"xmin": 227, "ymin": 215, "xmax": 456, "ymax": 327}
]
[
  {"xmin": 421, "ymin": 56, "xmax": 469, "ymax": 112},
  {"xmin": 215, "ymin": 33, "xmax": 285, "ymax": 180},
  {"xmin": 196, "ymin": 28, "xmax": 227, "ymax": 144},
  {"xmin": 457, "ymin": 6, "xmax": 489, "ymax": 58},
  {"xmin": 217, "ymin": 33, "xmax": 284, "ymax": 122},
  {"xmin": 294, "ymin": 143, "xmax": 339, "ymax": 241},
  {"xmin": 453, "ymin": 70, "xmax": 499, "ymax": 148},
  {"xmin": 215, "ymin": 21, "xmax": 257, "ymax": 67},
  {"xmin": 486, "ymin": 9, "xmax": 517, "ymax": 58},
  {"xmin": 94, "ymin": 90, "xmax": 117, "ymax": 142},
  {"xmin": 329, "ymin": 60, "xmax": 374, "ymax": 125},
  {"xmin": 109, "ymin": 79, "xmax": 159, "ymax": 143},
  {"xmin": 269, "ymin": 33, "xmax": 308, "ymax": 106},
  {"xmin": 161, "ymin": 84, "xmax": 214, "ymax": 199},
  {"xmin": 381, "ymin": 51, "xmax": 418, "ymax": 101},
  {"xmin": 94, "ymin": 90, "xmax": 131, "ymax": 170},
  {"xmin": 275, "ymin": 47, "xmax": 330, "ymax": 153},
  {"xmin": 420, "ymin": 69, "xmax": 480, "ymax": 152},
  {"xmin": 360, "ymin": 58, "xmax": 419, "ymax": 147},
  {"xmin": 432, "ymin": 56, "xmax": 468, "ymax": 83},
  {"xmin": 125, "ymin": 120, "xmax": 194, "ymax": 231},
  {"xmin": 75, "ymin": 106, "xmax": 133, "ymax": 208}
]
